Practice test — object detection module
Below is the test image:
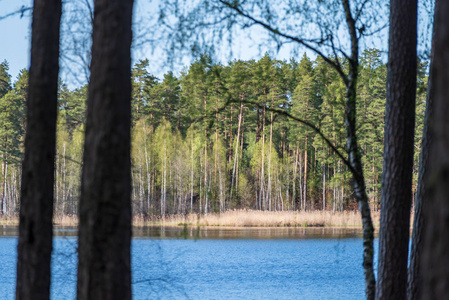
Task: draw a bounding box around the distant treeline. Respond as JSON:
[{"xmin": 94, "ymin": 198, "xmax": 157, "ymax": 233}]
[{"xmin": 0, "ymin": 49, "xmax": 428, "ymax": 216}]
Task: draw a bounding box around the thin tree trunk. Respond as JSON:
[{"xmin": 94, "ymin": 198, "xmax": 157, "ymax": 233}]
[
  {"xmin": 334, "ymin": 1, "xmax": 377, "ymax": 298},
  {"xmin": 231, "ymin": 102, "xmax": 243, "ymax": 197},
  {"xmin": 204, "ymin": 92, "xmax": 208, "ymax": 214},
  {"xmin": 256, "ymin": 107, "xmax": 260, "ymax": 142},
  {"xmin": 260, "ymin": 133, "xmax": 266, "ymax": 210},
  {"xmin": 55, "ymin": 153, "xmax": 59, "ymax": 214},
  {"xmin": 218, "ymin": 157, "xmax": 224, "ymax": 212},
  {"xmin": 190, "ymin": 135, "xmax": 194, "ymax": 212},
  {"xmin": 323, "ymin": 164, "xmax": 326, "ymax": 210},
  {"xmin": 204, "ymin": 144, "xmax": 208, "ymax": 214},
  {"xmin": 3, "ymin": 161, "xmax": 7, "ymax": 215},
  {"xmin": 1, "ymin": 158, "xmax": 6, "ymax": 215},
  {"xmin": 292, "ymin": 146, "xmax": 298, "ymax": 210},
  {"xmin": 131, "ymin": 172, "xmax": 136, "ymax": 210},
  {"xmin": 285, "ymin": 165, "xmax": 289, "ymax": 211},
  {"xmin": 139, "ymin": 164, "xmax": 144, "ymax": 214},
  {"xmin": 11, "ymin": 167, "xmax": 17, "ymax": 214},
  {"xmin": 238, "ymin": 118, "xmax": 245, "ymax": 194},
  {"xmin": 162, "ymin": 144, "xmax": 167, "ymax": 215},
  {"xmin": 145, "ymin": 146, "xmax": 150, "ymax": 214},
  {"xmin": 199, "ymin": 150, "xmax": 202, "ymax": 214},
  {"xmin": 298, "ymin": 150, "xmax": 303, "ymax": 211},
  {"xmin": 268, "ymin": 109, "xmax": 273, "ymax": 211},
  {"xmin": 303, "ymin": 140, "xmax": 308, "ymax": 211},
  {"xmin": 76, "ymin": 0, "xmax": 134, "ymax": 299},
  {"xmin": 62, "ymin": 143, "xmax": 66, "ymax": 215},
  {"xmin": 16, "ymin": 0, "xmax": 61, "ymax": 299}
]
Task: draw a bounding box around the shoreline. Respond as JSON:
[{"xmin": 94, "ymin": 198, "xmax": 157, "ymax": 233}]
[{"xmin": 1, "ymin": 209, "xmax": 383, "ymax": 229}]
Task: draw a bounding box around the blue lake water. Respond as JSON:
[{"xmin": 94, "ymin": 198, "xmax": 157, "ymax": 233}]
[{"xmin": 0, "ymin": 227, "xmax": 378, "ymax": 299}]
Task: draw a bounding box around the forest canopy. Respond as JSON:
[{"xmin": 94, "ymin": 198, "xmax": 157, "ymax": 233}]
[{"xmin": 0, "ymin": 50, "xmax": 428, "ymax": 216}]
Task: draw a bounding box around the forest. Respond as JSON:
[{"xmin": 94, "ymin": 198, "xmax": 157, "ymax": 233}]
[
  {"xmin": 0, "ymin": 50, "xmax": 428, "ymax": 217},
  {"xmin": 5, "ymin": 0, "xmax": 449, "ymax": 299}
]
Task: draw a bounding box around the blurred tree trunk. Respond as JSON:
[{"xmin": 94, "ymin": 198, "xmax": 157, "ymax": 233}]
[
  {"xmin": 420, "ymin": 2, "xmax": 449, "ymax": 299},
  {"xmin": 76, "ymin": 0, "xmax": 134, "ymax": 299},
  {"xmin": 376, "ymin": 0, "xmax": 418, "ymax": 299},
  {"xmin": 407, "ymin": 2, "xmax": 438, "ymax": 299},
  {"xmin": 16, "ymin": 0, "xmax": 62, "ymax": 299}
]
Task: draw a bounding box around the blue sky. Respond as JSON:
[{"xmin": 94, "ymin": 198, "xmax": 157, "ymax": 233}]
[
  {"xmin": 0, "ymin": 0, "xmax": 32, "ymax": 82},
  {"xmin": 0, "ymin": 0, "xmax": 326, "ymax": 89},
  {"xmin": 0, "ymin": 0, "xmax": 288, "ymax": 88},
  {"xmin": 0, "ymin": 0, "xmax": 399, "ymax": 89}
]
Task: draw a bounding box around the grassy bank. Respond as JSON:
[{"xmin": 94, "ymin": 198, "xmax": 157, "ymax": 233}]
[
  {"xmin": 1, "ymin": 210, "xmax": 382, "ymax": 228},
  {"xmin": 0, "ymin": 215, "xmax": 19, "ymax": 226},
  {"xmin": 135, "ymin": 210, "xmax": 381, "ymax": 228}
]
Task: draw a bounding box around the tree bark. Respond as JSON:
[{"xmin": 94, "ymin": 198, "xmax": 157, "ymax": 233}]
[
  {"xmin": 190, "ymin": 135, "xmax": 194, "ymax": 212},
  {"xmin": 230, "ymin": 102, "xmax": 243, "ymax": 197},
  {"xmin": 322, "ymin": 164, "xmax": 326, "ymax": 210},
  {"xmin": 303, "ymin": 137, "xmax": 308, "ymax": 210},
  {"xmin": 341, "ymin": 1, "xmax": 376, "ymax": 298},
  {"xmin": 407, "ymin": 2, "xmax": 438, "ymax": 298},
  {"xmin": 376, "ymin": 0, "xmax": 418, "ymax": 299},
  {"xmin": 15, "ymin": 1, "xmax": 61, "ymax": 299},
  {"xmin": 76, "ymin": 0, "xmax": 134, "ymax": 299},
  {"xmin": 346, "ymin": 73, "xmax": 376, "ymax": 300},
  {"xmin": 292, "ymin": 145, "xmax": 298, "ymax": 210},
  {"xmin": 420, "ymin": 1, "xmax": 449, "ymax": 298},
  {"xmin": 1, "ymin": 158, "xmax": 6, "ymax": 215}
]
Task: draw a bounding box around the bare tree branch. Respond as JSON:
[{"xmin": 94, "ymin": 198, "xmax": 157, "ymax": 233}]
[
  {"xmin": 0, "ymin": 6, "xmax": 31, "ymax": 21},
  {"xmin": 217, "ymin": 0, "xmax": 349, "ymax": 84}
]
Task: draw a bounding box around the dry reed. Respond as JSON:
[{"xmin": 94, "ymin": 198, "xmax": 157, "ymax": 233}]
[
  {"xmin": 136, "ymin": 209, "xmax": 381, "ymax": 229},
  {"xmin": 53, "ymin": 214, "xmax": 78, "ymax": 226},
  {"xmin": 0, "ymin": 215, "xmax": 19, "ymax": 226},
  {"xmin": 0, "ymin": 214, "xmax": 79, "ymax": 226},
  {"xmin": 2, "ymin": 210, "xmax": 383, "ymax": 228}
]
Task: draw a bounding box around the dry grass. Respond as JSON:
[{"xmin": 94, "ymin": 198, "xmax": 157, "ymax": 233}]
[
  {"xmin": 53, "ymin": 214, "xmax": 78, "ymax": 226},
  {"xmin": 136, "ymin": 209, "xmax": 381, "ymax": 229},
  {"xmin": 0, "ymin": 214, "xmax": 79, "ymax": 226},
  {"xmin": 2, "ymin": 210, "xmax": 383, "ymax": 228},
  {"xmin": 0, "ymin": 215, "xmax": 19, "ymax": 226}
]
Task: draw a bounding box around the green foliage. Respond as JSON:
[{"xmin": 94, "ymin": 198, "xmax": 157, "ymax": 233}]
[
  {"xmin": 0, "ymin": 60, "xmax": 11, "ymax": 98},
  {"xmin": 0, "ymin": 91, "xmax": 24, "ymax": 162},
  {"xmin": 0, "ymin": 51, "xmax": 428, "ymax": 215}
]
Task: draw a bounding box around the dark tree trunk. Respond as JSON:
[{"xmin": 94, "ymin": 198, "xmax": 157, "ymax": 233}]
[
  {"xmin": 76, "ymin": 0, "xmax": 134, "ymax": 299},
  {"xmin": 407, "ymin": 1, "xmax": 438, "ymax": 298},
  {"xmin": 15, "ymin": 0, "xmax": 62, "ymax": 299},
  {"xmin": 376, "ymin": 0, "xmax": 418, "ymax": 299},
  {"xmin": 420, "ymin": 2, "xmax": 449, "ymax": 299}
]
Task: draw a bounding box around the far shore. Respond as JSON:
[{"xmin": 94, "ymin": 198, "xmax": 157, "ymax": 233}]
[{"xmin": 1, "ymin": 209, "xmax": 386, "ymax": 229}]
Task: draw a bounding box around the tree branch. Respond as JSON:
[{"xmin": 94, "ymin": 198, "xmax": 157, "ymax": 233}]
[
  {"xmin": 0, "ymin": 6, "xmax": 31, "ymax": 21},
  {"xmin": 217, "ymin": 0, "xmax": 349, "ymax": 85}
]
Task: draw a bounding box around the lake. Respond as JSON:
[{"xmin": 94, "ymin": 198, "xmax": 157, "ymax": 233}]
[{"xmin": 0, "ymin": 226, "xmax": 378, "ymax": 299}]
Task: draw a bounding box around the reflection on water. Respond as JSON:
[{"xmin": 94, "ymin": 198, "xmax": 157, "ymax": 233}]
[
  {"xmin": 0, "ymin": 225, "xmax": 377, "ymax": 299},
  {"xmin": 0, "ymin": 225, "xmax": 366, "ymax": 239},
  {"xmin": 133, "ymin": 226, "xmax": 365, "ymax": 239},
  {"xmin": 0, "ymin": 226, "xmax": 78, "ymax": 237},
  {"xmin": 0, "ymin": 225, "xmax": 18, "ymax": 237}
]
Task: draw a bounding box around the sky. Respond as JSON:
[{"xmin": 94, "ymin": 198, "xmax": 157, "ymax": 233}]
[
  {"xmin": 0, "ymin": 0, "xmax": 406, "ymax": 90},
  {"xmin": 0, "ymin": 0, "xmax": 294, "ymax": 88},
  {"xmin": 0, "ymin": 0, "xmax": 330, "ymax": 89},
  {"xmin": 0, "ymin": 0, "xmax": 32, "ymax": 82}
]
